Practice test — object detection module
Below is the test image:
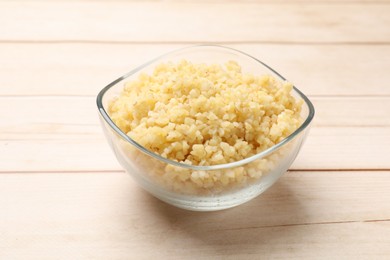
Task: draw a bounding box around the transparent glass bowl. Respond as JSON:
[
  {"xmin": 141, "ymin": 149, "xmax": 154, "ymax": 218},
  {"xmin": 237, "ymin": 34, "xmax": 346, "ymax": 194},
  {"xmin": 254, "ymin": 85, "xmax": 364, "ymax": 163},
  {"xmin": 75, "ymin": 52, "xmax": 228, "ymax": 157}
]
[{"xmin": 97, "ymin": 45, "xmax": 315, "ymax": 211}]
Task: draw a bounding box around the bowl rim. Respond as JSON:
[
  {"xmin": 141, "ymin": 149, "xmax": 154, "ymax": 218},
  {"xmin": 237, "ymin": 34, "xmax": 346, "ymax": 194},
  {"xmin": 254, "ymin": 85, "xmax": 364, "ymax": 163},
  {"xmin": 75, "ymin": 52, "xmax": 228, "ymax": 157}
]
[{"xmin": 96, "ymin": 44, "xmax": 315, "ymax": 170}]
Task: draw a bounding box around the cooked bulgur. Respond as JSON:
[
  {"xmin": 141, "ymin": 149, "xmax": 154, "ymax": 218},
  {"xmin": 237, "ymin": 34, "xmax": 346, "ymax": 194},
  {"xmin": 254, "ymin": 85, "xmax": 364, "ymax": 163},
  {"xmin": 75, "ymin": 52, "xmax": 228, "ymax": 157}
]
[{"xmin": 109, "ymin": 60, "xmax": 302, "ymax": 193}]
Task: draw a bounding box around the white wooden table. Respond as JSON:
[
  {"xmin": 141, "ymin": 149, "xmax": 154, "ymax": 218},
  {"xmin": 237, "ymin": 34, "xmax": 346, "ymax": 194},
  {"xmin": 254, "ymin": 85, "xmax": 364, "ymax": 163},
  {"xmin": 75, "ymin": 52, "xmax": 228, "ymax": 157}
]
[{"xmin": 1, "ymin": 1, "xmax": 390, "ymax": 259}]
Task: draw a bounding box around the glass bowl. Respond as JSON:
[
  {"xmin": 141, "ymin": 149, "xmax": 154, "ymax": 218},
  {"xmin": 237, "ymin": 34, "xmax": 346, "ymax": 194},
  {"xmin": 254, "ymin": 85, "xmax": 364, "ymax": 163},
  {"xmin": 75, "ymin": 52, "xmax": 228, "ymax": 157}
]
[{"xmin": 96, "ymin": 45, "xmax": 315, "ymax": 211}]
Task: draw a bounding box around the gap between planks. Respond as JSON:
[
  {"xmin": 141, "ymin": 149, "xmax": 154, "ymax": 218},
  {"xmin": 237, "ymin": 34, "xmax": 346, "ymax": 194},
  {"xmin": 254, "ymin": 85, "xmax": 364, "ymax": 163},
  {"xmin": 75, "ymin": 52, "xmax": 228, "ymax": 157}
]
[
  {"xmin": 1, "ymin": 169, "xmax": 390, "ymax": 174},
  {"xmin": 217, "ymin": 218, "xmax": 390, "ymax": 231},
  {"xmin": 1, "ymin": 40, "xmax": 390, "ymax": 45},
  {"xmin": 1, "ymin": 94, "xmax": 390, "ymax": 98}
]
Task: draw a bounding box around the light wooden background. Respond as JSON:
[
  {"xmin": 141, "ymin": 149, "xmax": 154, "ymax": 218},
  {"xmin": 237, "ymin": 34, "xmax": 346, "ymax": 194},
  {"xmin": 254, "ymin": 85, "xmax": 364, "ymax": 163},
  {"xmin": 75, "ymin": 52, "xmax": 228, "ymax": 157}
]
[{"xmin": 1, "ymin": 0, "xmax": 390, "ymax": 259}]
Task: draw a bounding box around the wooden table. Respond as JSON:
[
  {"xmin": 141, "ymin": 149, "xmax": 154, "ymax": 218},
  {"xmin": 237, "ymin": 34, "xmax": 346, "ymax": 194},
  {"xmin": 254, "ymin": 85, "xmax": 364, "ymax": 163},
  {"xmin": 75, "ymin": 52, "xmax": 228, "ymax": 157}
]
[{"xmin": 1, "ymin": 1, "xmax": 389, "ymax": 259}]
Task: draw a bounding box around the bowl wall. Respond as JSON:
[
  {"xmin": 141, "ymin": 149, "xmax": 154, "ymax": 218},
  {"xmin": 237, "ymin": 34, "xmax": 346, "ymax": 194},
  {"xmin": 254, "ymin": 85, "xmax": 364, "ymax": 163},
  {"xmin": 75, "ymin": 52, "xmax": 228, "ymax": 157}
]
[{"xmin": 97, "ymin": 45, "xmax": 314, "ymax": 211}]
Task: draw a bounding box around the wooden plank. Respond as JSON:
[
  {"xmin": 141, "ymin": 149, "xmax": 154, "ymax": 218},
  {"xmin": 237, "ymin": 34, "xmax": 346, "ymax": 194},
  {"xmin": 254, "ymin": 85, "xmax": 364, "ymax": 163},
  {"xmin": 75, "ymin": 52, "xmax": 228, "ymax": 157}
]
[
  {"xmin": 1, "ymin": 96, "xmax": 389, "ymax": 171},
  {"xmin": 1, "ymin": 43, "xmax": 390, "ymax": 96},
  {"xmin": 0, "ymin": 97, "xmax": 99, "ymax": 137},
  {"xmin": 1, "ymin": 126, "xmax": 389, "ymax": 171},
  {"xmin": 0, "ymin": 2, "xmax": 389, "ymax": 43},
  {"xmin": 1, "ymin": 96, "xmax": 390, "ymax": 139},
  {"xmin": 0, "ymin": 171, "xmax": 389, "ymax": 259},
  {"xmin": 294, "ymin": 126, "xmax": 390, "ymax": 170},
  {"xmin": 310, "ymin": 97, "xmax": 390, "ymax": 127}
]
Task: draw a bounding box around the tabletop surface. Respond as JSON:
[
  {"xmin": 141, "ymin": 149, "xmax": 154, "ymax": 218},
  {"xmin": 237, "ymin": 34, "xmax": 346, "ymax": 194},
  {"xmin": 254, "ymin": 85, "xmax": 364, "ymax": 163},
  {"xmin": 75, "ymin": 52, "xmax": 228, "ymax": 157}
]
[{"xmin": 1, "ymin": 1, "xmax": 390, "ymax": 259}]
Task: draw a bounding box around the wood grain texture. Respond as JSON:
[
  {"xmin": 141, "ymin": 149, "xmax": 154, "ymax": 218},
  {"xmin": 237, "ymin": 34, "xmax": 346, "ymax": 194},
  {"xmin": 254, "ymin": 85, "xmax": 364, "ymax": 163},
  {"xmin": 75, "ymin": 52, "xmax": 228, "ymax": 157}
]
[
  {"xmin": 2, "ymin": 126, "xmax": 389, "ymax": 172},
  {"xmin": 1, "ymin": 96, "xmax": 389, "ymax": 136},
  {"xmin": 1, "ymin": 0, "xmax": 390, "ymax": 258},
  {"xmin": 1, "ymin": 2, "xmax": 389, "ymax": 43},
  {"xmin": 1, "ymin": 97, "xmax": 389, "ymax": 171},
  {"xmin": 0, "ymin": 171, "xmax": 389, "ymax": 259},
  {"xmin": 1, "ymin": 43, "xmax": 390, "ymax": 96}
]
